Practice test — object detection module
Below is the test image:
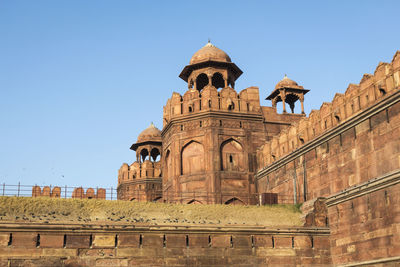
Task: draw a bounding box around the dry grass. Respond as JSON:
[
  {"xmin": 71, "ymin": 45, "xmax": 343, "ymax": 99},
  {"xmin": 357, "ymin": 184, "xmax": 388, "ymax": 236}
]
[{"xmin": 0, "ymin": 196, "xmax": 302, "ymax": 227}]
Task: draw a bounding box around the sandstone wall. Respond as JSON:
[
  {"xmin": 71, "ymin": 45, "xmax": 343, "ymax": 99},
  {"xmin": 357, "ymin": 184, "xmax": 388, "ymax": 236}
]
[
  {"xmin": 325, "ymin": 173, "xmax": 400, "ymax": 266},
  {"xmin": 256, "ymin": 51, "xmax": 400, "ymax": 203},
  {"xmin": 255, "ymin": 51, "xmax": 400, "ymax": 266},
  {"xmin": 257, "ymin": 51, "xmax": 400, "ymax": 169},
  {"xmin": 0, "ymin": 223, "xmax": 331, "ymax": 267}
]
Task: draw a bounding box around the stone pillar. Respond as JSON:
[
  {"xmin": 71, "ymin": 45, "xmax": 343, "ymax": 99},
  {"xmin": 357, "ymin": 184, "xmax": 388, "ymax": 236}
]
[
  {"xmin": 280, "ymin": 90, "xmax": 287, "ymax": 113},
  {"xmin": 272, "ymin": 100, "xmax": 277, "ymax": 111},
  {"xmin": 300, "ymin": 95, "xmax": 305, "ymax": 114}
]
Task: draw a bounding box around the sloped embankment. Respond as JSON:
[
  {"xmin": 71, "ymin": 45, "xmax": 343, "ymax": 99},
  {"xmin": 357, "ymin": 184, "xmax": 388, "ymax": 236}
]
[{"xmin": 0, "ymin": 196, "xmax": 302, "ymax": 226}]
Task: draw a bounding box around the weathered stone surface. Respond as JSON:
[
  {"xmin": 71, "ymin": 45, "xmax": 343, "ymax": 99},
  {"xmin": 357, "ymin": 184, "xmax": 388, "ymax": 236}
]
[
  {"xmin": 11, "ymin": 233, "xmax": 37, "ymax": 248},
  {"xmin": 65, "ymin": 234, "xmax": 90, "ymax": 249},
  {"xmin": 40, "ymin": 234, "xmax": 64, "ymax": 248},
  {"xmin": 0, "ymin": 235, "xmax": 8, "ymax": 248},
  {"xmin": 92, "ymin": 234, "xmax": 115, "ymax": 248},
  {"xmin": 117, "ymin": 233, "xmax": 140, "ymax": 248},
  {"xmin": 211, "ymin": 235, "xmax": 230, "ymax": 248}
]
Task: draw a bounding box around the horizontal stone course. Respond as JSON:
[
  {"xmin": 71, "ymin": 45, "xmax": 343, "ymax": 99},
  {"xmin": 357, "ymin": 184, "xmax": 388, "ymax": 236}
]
[
  {"xmin": 39, "ymin": 234, "xmax": 64, "ymax": 248},
  {"xmin": 65, "ymin": 234, "xmax": 91, "ymax": 249},
  {"xmin": 0, "ymin": 222, "xmax": 331, "ymax": 266},
  {"xmin": 92, "ymin": 234, "xmax": 115, "ymax": 248}
]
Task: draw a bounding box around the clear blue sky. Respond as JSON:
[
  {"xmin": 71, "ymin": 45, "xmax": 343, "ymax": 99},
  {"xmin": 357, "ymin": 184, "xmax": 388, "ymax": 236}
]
[{"xmin": 0, "ymin": 1, "xmax": 399, "ymax": 188}]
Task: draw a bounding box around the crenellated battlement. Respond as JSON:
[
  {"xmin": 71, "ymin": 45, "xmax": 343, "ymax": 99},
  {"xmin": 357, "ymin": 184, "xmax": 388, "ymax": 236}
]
[
  {"xmin": 32, "ymin": 186, "xmax": 106, "ymax": 199},
  {"xmin": 257, "ymin": 51, "xmax": 400, "ymax": 169},
  {"xmin": 163, "ymin": 85, "xmax": 262, "ymax": 128},
  {"xmin": 118, "ymin": 161, "xmax": 162, "ymax": 184}
]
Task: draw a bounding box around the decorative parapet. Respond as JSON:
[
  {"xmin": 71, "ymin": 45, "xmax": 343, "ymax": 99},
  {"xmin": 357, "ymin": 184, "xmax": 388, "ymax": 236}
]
[
  {"xmin": 257, "ymin": 51, "xmax": 400, "ymax": 170},
  {"xmin": 117, "ymin": 161, "xmax": 162, "ymax": 185},
  {"xmin": 32, "ymin": 186, "xmax": 61, "ymax": 198},
  {"xmin": 163, "ymin": 85, "xmax": 262, "ymax": 128},
  {"xmin": 71, "ymin": 187, "xmax": 106, "ymax": 199}
]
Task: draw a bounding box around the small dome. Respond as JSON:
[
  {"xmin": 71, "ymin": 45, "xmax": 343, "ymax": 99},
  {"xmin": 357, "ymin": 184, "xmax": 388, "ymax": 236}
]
[
  {"xmin": 275, "ymin": 75, "xmax": 300, "ymax": 89},
  {"xmin": 137, "ymin": 123, "xmax": 162, "ymax": 143},
  {"xmin": 190, "ymin": 41, "xmax": 231, "ymax": 65}
]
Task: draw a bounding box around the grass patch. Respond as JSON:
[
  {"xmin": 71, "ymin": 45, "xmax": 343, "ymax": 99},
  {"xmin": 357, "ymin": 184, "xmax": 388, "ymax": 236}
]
[{"xmin": 0, "ymin": 196, "xmax": 302, "ymax": 227}]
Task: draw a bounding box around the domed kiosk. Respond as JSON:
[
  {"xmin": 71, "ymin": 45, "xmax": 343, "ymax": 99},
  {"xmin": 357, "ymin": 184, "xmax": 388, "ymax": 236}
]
[
  {"xmin": 117, "ymin": 123, "xmax": 162, "ymax": 202},
  {"xmin": 179, "ymin": 41, "xmax": 243, "ymax": 91},
  {"xmin": 266, "ymin": 75, "xmax": 309, "ymax": 114}
]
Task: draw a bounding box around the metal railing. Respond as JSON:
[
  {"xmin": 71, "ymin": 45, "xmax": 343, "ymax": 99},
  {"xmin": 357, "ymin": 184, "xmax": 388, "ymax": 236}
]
[
  {"xmin": 0, "ymin": 183, "xmax": 118, "ymax": 200},
  {"xmin": 0, "ymin": 182, "xmax": 311, "ymax": 205}
]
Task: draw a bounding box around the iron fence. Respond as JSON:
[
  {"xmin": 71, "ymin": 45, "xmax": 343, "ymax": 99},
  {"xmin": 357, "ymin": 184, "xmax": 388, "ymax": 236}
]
[
  {"xmin": 0, "ymin": 183, "xmax": 118, "ymax": 200},
  {"xmin": 0, "ymin": 182, "xmax": 312, "ymax": 205}
]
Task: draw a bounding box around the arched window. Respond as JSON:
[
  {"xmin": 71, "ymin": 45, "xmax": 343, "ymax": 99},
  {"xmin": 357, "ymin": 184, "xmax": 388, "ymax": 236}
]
[
  {"xmin": 150, "ymin": 148, "xmax": 160, "ymax": 162},
  {"xmin": 211, "ymin": 72, "xmax": 225, "ymax": 89},
  {"xmin": 299, "ymin": 137, "xmax": 305, "ymax": 145},
  {"xmin": 196, "ymin": 73, "xmax": 209, "ymax": 92},
  {"xmin": 220, "ymin": 139, "xmax": 244, "ymax": 171},
  {"xmin": 140, "ymin": 149, "xmax": 149, "ymax": 162},
  {"xmin": 379, "ymin": 88, "xmax": 386, "ymax": 96}
]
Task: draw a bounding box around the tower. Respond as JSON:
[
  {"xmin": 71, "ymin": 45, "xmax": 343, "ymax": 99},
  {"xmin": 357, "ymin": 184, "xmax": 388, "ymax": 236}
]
[
  {"xmin": 117, "ymin": 123, "xmax": 163, "ymax": 201},
  {"xmin": 162, "ymin": 42, "xmax": 266, "ymax": 204}
]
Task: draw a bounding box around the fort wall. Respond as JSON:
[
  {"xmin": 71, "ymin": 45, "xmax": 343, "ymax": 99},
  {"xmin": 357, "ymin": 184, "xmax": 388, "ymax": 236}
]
[
  {"xmin": 0, "ymin": 223, "xmax": 331, "ymax": 267},
  {"xmin": 255, "ymin": 51, "xmax": 400, "ymax": 266},
  {"xmin": 256, "ymin": 51, "xmax": 400, "ymax": 201},
  {"xmin": 325, "ymin": 172, "xmax": 400, "ymax": 265}
]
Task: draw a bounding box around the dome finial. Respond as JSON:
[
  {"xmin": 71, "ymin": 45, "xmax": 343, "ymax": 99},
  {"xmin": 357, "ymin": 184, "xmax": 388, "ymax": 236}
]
[{"xmin": 205, "ymin": 38, "xmax": 213, "ymax": 47}]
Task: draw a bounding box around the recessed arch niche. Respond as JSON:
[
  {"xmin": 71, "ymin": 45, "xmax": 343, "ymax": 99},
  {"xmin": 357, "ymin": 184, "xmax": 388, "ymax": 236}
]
[
  {"xmin": 220, "ymin": 139, "xmax": 244, "ymax": 171},
  {"xmin": 181, "ymin": 141, "xmax": 204, "ymax": 175}
]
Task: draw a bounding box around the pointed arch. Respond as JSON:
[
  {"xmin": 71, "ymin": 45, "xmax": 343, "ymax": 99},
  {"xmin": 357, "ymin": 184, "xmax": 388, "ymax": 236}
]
[
  {"xmin": 212, "ymin": 72, "xmax": 225, "ymax": 89},
  {"xmin": 153, "ymin": 197, "xmax": 162, "ymax": 202},
  {"xmin": 187, "ymin": 199, "xmax": 202, "ymax": 204},
  {"xmin": 224, "ymin": 197, "xmax": 245, "ymax": 205},
  {"xmin": 196, "ymin": 73, "xmax": 209, "ymax": 92},
  {"xmin": 181, "ymin": 141, "xmax": 204, "ymax": 175},
  {"xmin": 220, "ymin": 138, "xmax": 245, "ymax": 171},
  {"xmin": 150, "ymin": 147, "xmax": 161, "ymax": 162},
  {"xmin": 140, "ymin": 148, "xmax": 149, "ymax": 162}
]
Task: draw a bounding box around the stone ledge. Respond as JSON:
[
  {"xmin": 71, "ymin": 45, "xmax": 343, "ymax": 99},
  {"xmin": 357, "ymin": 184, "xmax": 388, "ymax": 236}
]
[
  {"xmin": 0, "ymin": 222, "xmax": 330, "ymax": 236},
  {"xmin": 338, "ymin": 255, "xmax": 400, "ymax": 267},
  {"xmin": 325, "ymin": 168, "xmax": 400, "ymax": 207}
]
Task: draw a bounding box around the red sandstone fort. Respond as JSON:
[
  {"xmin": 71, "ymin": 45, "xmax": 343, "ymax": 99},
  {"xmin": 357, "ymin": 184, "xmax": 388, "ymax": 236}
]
[
  {"xmin": 2, "ymin": 42, "xmax": 400, "ymax": 266},
  {"xmin": 115, "ymin": 42, "xmax": 400, "ymax": 265}
]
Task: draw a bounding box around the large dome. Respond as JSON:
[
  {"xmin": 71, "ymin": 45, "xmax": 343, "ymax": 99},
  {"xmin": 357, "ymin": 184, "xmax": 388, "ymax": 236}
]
[
  {"xmin": 137, "ymin": 123, "xmax": 162, "ymax": 143},
  {"xmin": 275, "ymin": 75, "xmax": 301, "ymax": 90},
  {"xmin": 190, "ymin": 42, "xmax": 231, "ymax": 65}
]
